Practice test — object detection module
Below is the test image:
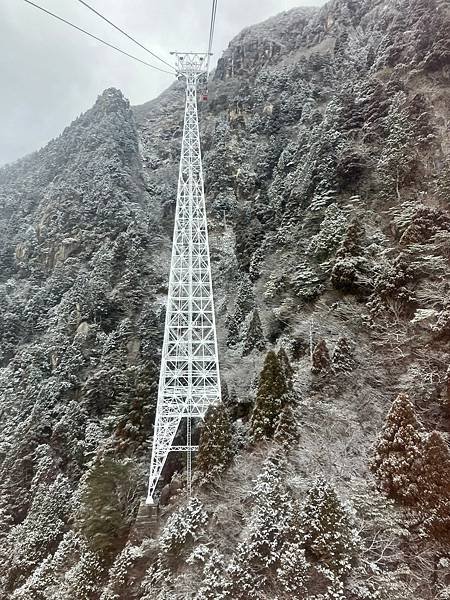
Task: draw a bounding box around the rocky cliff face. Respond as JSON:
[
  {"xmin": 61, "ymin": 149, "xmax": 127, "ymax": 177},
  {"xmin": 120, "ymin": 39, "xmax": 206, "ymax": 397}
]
[{"xmin": 0, "ymin": 0, "xmax": 449, "ymax": 598}]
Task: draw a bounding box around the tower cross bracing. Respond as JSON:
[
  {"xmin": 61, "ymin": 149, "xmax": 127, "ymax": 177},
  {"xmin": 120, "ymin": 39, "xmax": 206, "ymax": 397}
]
[{"xmin": 146, "ymin": 53, "xmax": 221, "ymax": 505}]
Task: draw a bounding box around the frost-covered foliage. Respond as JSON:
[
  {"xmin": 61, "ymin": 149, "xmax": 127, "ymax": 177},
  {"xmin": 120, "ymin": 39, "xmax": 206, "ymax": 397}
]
[
  {"xmin": 274, "ymin": 404, "xmax": 299, "ymax": 449},
  {"xmin": 226, "ymin": 275, "xmax": 255, "ymax": 347},
  {"xmin": 312, "ymin": 338, "xmax": 331, "ymax": 374},
  {"xmin": 194, "ymin": 549, "xmax": 229, "ymax": 600},
  {"xmin": 331, "ymin": 217, "xmax": 368, "ymax": 294},
  {"xmin": 159, "ymin": 498, "xmax": 209, "ymax": 557},
  {"xmin": 250, "ymin": 351, "xmax": 289, "ymax": 441},
  {"xmin": 0, "ymin": 0, "xmax": 449, "ymax": 596},
  {"xmin": 372, "ymin": 394, "xmax": 450, "ymax": 538},
  {"xmin": 1, "ymin": 474, "xmax": 72, "ymax": 589},
  {"xmin": 143, "ymin": 498, "xmax": 209, "ymax": 594},
  {"xmin": 242, "ymin": 309, "xmax": 265, "ymax": 356},
  {"xmin": 99, "ymin": 543, "xmax": 145, "ymax": 600},
  {"xmin": 370, "ymin": 393, "xmax": 424, "ymax": 504},
  {"xmin": 309, "ymin": 204, "xmax": 348, "ymax": 259},
  {"xmin": 75, "ymin": 456, "xmax": 141, "ymax": 559},
  {"xmin": 332, "ymin": 337, "xmax": 354, "ymax": 374},
  {"xmin": 196, "ymin": 403, "xmax": 234, "ymax": 484},
  {"xmin": 416, "ymin": 431, "xmax": 450, "ymax": 539},
  {"xmin": 226, "ymin": 454, "xmax": 296, "ymax": 597},
  {"xmin": 301, "ymin": 478, "xmax": 359, "ymax": 577}
]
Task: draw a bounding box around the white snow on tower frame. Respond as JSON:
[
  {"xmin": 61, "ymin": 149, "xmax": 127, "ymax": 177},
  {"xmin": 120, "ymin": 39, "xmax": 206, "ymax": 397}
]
[{"xmin": 146, "ymin": 53, "xmax": 221, "ymax": 505}]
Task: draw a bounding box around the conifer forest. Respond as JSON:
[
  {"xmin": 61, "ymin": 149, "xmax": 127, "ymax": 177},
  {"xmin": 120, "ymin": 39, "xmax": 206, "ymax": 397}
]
[{"xmin": 0, "ymin": 0, "xmax": 450, "ymax": 598}]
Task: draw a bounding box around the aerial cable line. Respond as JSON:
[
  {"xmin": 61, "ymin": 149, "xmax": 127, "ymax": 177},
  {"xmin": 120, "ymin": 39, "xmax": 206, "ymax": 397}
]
[
  {"xmin": 75, "ymin": 0, "xmax": 175, "ymax": 73},
  {"xmin": 206, "ymin": 0, "xmax": 218, "ymax": 73},
  {"xmin": 22, "ymin": 0, "xmax": 174, "ymax": 75}
]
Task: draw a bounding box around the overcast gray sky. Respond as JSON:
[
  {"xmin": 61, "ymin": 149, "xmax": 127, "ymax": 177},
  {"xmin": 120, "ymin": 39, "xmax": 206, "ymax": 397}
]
[{"xmin": 1, "ymin": 0, "xmax": 324, "ymax": 166}]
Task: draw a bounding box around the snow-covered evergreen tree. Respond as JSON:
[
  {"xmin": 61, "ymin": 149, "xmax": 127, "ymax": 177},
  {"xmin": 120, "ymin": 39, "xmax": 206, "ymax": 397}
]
[
  {"xmin": 159, "ymin": 497, "xmax": 209, "ymax": 558},
  {"xmin": 195, "ymin": 549, "xmax": 229, "ymax": 600},
  {"xmin": 274, "ymin": 404, "xmax": 299, "ymax": 449},
  {"xmin": 250, "ymin": 351, "xmax": 288, "ymax": 441},
  {"xmin": 301, "ymin": 478, "xmax": 359, "ymax": 577},
  {"xmin": 370, "ymin": 393, "xmax": 424, "ymax": 504},
  {"xmin": 277, "ymin": 501, "xmax": 315, "ymax": 596},
  {"xmin": 196, "ymin": 403, "xmax": 234, "ymax": 484},
  {"xmin": 331, "ymin": 218, "xmax": 367, "ymax": 293},
  {"xmin": 75, "ymin": 456, "xmax": 139, "ymax": 559},
  {"xmin": 227, "ymin": 453, "xmax": 294, "ymax": 598},
  {"xmin": 277, "ymin": 346, "xmax": 293, "ymax": 385},
  {"xmin": 242, "ymin": 309, "xmax": 265, "ymax": 356},
  {"xmin": 331, "ymin": 337, "xmax": 354, "ymax": 374},
  {"xmin": 312, "ymin": 339, "xmax": 331, "ymax": 374},
  {"xmin": 60, "ymin": 548, "xmax": 104, "ymax": 600},
  {"xmin": 415, "ymin": 431, "xmax": 450, "ymax": 539}
]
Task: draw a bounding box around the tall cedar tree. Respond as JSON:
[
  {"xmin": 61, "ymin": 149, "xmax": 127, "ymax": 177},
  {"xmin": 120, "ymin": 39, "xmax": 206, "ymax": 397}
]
[
  {"xmin": 415, "ymin": 430, "xmax": 450, "ymax": 539},
  {"xmin": 277, "ymin": 346, "xmax": 293, "ymax": 385},
  {"xmin": 242, "ymin": 309, "xmax": 266, "ymax": 356},
  {"xmin": 226, "ymin": 453, "xmax": 292, "ymax": 598},
  {"xmin": 331, "ymin": 217, "xmax": 365, "ymax": 292},
  {"xmin": 250, "ymin": 351, "xmax": 288, "ymax": 441},
  {"xmin": 370, "ymin": 393, "xmax": 424, "ymax": 505},
  {"xmin": 76, "ymin": 457, "xmax": 133, "ymax": 560},
  {"xmin": 274, "ymin": 404, "xmax": 299, "ymax": 449},
  {"xmin": 277, "ymin": 501, "xmax": 315, "ymax": 596},
  {"xmin": 196, "ymin": 403, "xmax": 233, "ymax": 484},
  {"xmin": 331, "ymin": 337, "xmax": 354, "ymax": 374},
  {"xmin": 301, "ymin": 478, "xmax": 358, "ymax": 577},
  {"xmin": 311, "ymin": 339, "xmax": 331, "ymax": 373}
]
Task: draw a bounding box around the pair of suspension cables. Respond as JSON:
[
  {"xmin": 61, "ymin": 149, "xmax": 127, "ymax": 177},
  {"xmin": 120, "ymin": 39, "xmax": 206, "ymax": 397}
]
[{"xmin": 22, "ymin": 0, "xmax": 218, "ymax": 77}]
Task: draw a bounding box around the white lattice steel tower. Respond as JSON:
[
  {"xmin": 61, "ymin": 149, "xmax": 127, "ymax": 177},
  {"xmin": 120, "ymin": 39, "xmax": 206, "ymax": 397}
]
[{"xmin": 146, "ymin": 53, "xmax": 221, "ymax": 505}]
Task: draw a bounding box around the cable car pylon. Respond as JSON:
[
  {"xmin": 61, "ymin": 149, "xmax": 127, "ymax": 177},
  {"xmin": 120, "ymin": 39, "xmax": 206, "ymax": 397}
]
[{"xmin": 146, "ymin": 52, "xmax": 221, "ymax": 505}]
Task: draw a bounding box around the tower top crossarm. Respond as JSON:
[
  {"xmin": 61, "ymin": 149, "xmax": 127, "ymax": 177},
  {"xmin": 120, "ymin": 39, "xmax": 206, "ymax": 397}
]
[{"xmin": 170, "ymin": 52, "xmax": 211, "ymax": 79}]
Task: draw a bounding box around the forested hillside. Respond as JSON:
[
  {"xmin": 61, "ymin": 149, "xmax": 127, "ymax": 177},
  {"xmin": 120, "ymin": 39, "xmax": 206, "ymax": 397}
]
[{"xmin": 0, "ymin": 0, "xmax": 449, "ymax": 598}]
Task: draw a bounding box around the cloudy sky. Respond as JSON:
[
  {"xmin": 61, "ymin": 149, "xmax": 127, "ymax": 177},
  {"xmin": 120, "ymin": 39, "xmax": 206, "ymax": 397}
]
[{"xmin": 1, "ymin": 0, "xmax": 324, "ymax": 166}]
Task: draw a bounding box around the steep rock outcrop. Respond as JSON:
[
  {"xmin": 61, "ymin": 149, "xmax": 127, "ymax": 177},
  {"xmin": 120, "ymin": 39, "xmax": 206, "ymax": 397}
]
[{"xmin": 0, "ymin": 0, "xmax": 449, "ymax": 597}]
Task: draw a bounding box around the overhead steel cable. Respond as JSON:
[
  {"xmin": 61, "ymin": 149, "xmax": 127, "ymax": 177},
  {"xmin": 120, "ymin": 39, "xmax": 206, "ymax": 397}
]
[
  {"xmin": 206, "ymin": 0, "xmax": 218, "ymax": 73},
  {"xmin": 75, "ymin": 0, "xmax": 176, "ymax": 73},
  {"xmin": 22, "ymin": 0, "xmax": 174, "ymax": 75}
]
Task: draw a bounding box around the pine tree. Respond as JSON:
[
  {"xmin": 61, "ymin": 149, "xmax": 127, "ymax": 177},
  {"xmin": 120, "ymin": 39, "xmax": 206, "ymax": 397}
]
[
  {"xmin": 196, "ymin": 403, "xmax": 233, "ymax": 484},
  {"xmin": 61, "ymin": 550, "xmax": 104, "ymax": 600},
  {"xmin": 274, "ymin": 404, "xmax": 299, "ymax": 449},
  {"xmin": 370, "ymin": 393, "xmax": 424, "ymax": 505},
  {"xmin": 277, "ymin": 542, "xmax": 310, "ymax": 597},
  {"xmin": 311, "ymin": 339, "xmax": 331, "ymax": 374},
  {"xmin": 277, "ymin": 500, "xmax": 314, "ymax": 596},
  {"xmin": 226, "ymin": 453, "xmax": 293, "ymax": 598},
  {"xmin": 195, "ymin": 549, "xmax": 228, "ymax": 600},
  {"xmin": 331, "ymin": 337, "xmax": 354, "ymax": 374},
  {"xmin": 331, "ymin": 217, "xmax": 366, "ymax": 293},
  {"xmin": 301, "ymin": 478, "xmax": 358, "ymax": 577},
  {"xmin": 250, "ymin": 351, "xmax": 288, "ymax": 441},
  {"xmin": 335, "ymin": 217, "xmax": 365, "ymax": 259},
  {"xmin": 415, "ymin": 431, "xmax": 450, "ymax": 539},
  {"xmin": 159, "ymin": 497, "xmax": 208, "ymax": 558},
  {"xmin": 242, "ymin": 309, "xmax": 265, "ymax": 356},
  {"xmin": 76, "ymin": 456, "xmax": 139, "ymax": 559},
  {"xmin": 277, "ymin": 346, "xmax": 293, "ymax": 385}
]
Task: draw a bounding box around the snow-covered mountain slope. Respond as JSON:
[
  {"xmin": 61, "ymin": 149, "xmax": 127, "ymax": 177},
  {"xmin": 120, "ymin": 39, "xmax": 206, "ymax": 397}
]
[{"xmin": 0, "ymin": 0, "xmax": 449, "ymax": 597}]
